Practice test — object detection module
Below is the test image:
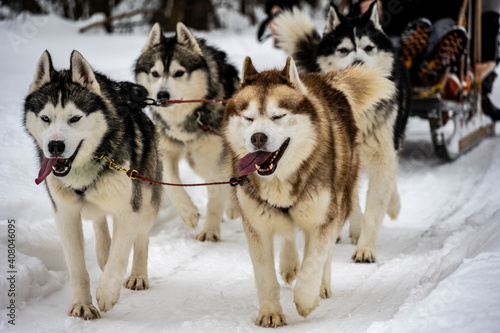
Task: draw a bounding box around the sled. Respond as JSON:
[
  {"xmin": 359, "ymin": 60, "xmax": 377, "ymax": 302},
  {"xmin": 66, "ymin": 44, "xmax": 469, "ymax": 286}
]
[
  {"xmin": 409, "ymin": 0, "xmax": 495, "ymax": 160},
  {"xmin": 410, "ymin": 93, "xmax": 495, "ymax": 160}
]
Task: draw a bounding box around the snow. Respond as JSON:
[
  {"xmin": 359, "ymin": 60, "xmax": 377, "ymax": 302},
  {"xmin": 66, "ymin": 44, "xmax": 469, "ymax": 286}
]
[{"xmin": 1, "ymin": 13, "xmax": 500, "ymax": 333}]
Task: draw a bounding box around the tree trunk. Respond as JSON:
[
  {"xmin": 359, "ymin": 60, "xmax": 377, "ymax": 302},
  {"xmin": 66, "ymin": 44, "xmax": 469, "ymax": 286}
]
[
  {"xmin": 240, "ymin": 0, "xmax": 257, "ymax": 25},
  {"xmin": 153, "ymin": 0, "xmax": 216, "ymax": 32},
  {"xmin": 89, "ymin": 0, "xmax": 112, "ymax": 33}
]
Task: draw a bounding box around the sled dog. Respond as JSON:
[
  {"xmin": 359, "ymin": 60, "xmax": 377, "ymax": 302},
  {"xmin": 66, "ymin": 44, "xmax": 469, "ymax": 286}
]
[
  {"xmin": 24, "ymin": 50, "xmax": 163, "ymax": 318},
  {"xmin": 135, "ymin": 23, "xmax": 240, "ymax": 241},
  {"xmin": 275, "ymin": 2, "xmax": 411, "ymax": 262},
  {"xmin": 223, "ymin": 56, "xmax": 395, "ymax": 326}
]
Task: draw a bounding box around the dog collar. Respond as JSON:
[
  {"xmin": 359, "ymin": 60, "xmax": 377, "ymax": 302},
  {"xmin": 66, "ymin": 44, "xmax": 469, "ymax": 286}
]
[{"xmin": 244, "ymin": 179, "xmax": 291, "ymax": 214}]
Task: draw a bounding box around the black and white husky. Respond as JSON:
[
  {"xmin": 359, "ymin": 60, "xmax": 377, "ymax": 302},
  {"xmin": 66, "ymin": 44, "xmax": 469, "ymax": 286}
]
[
  {"xmin": 275, "ymin": 2, "xmax": 411, "ymax": 262},
  {"xmin": 24, "ymin": 50, "xmax": 163, "ymax": 318},
  {"xmin": 135, "ymin": 23, "xmax": 240, "ymax": 241}
]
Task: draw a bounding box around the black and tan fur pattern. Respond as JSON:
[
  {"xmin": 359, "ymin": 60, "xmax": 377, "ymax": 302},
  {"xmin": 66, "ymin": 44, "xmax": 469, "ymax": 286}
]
[
  {"xmin": 223, "ymin": 57, "xmax": 395, "ymax": 327},
  {"xmin": 24, "ymin": 51, "xmax": 163, "ymax": 319},
  {"xmin": 135, "ymin": 23, "xmax": 240, "ymax": 241}
]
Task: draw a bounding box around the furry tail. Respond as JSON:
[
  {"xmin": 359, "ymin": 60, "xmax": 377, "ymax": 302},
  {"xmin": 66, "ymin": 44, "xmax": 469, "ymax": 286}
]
[
  {"xmin": 330, "ymin": 65, "xmax": 396, "ymax": 122},
  {"xmin": 275, "ymin": 8, "xmax": 320, "ymax": 72}
]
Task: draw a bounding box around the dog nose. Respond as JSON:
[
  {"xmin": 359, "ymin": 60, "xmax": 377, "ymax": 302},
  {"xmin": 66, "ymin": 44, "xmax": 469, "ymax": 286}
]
[
  {"xmin": 157, "ymin": 91, "xmax": 170, "ymax": 100},
  {"xmin": 352, "ymin": 60, "xmax": 364, "ymax": 66},
  {"xmin": 251, "ymin": 132, "xmax": 268, "ymax": 149},
  {"xmin": 48, "ymin": 141, "xmax": 65, "ymax": 156}
]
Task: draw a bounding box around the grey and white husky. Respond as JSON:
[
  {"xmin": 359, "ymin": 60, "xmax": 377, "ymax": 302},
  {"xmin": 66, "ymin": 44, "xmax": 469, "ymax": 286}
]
[
  {"xmin": 275, "ymin": 2, "xmax": 411, "ymax": 262},
  {"xmin": 24, "ymin": 50, "xmax": 163, "ymax": 318},
  {"xmin": 135, "ymin": 23, "xmax": 240, "ymax": 241}
]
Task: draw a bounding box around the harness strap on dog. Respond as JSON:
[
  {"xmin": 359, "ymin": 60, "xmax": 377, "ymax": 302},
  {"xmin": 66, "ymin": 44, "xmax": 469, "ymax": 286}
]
[
  {"xmin": 195, "ymin": 111, "xmax": 222, "ymax": 136},
  {"xmin": 143, "ymin": 98, "xmax": 227, "ymax": 107},
  {"xmin": 143, "ymin": 98, "xmax": 225, "ymax": 136},
  {"xmin": 95, "ymin": 152, "xmax": 247, "ymax": 188}
]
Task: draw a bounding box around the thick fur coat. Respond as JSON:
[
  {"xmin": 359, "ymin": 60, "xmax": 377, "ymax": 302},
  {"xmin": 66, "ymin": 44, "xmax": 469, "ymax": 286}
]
[{"xmin": 223, "ymin": 56, "xmax": 395, "ymax": 326}]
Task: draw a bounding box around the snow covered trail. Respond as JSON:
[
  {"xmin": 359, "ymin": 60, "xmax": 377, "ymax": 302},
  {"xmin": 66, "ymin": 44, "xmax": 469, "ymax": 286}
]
[{"xmin": 1, "ymin": 14, "xmax": 500, "ymax": 333}]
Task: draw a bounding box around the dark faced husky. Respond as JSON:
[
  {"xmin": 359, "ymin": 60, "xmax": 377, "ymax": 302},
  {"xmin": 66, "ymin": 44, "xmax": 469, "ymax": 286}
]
[
  {"xmin": 24, "ymin": 50, "xmax": 163, "ymax": 319},
  {"xmin": 275, "ymin": 2, "xmax": 411, "ymax": 262},
  {"xmin": 135, "ymin": 23, "xmax": 240, "ymax": 241},
  {"xmin": 223, "ymin": 56, "xmax": 395, "ymax": 327}
]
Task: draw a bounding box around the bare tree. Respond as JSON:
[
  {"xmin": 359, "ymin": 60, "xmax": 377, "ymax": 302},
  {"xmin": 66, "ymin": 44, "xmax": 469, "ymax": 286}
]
[{"xmin": 150, "ymin": 0, "xmax": 219, "ymax": 31}]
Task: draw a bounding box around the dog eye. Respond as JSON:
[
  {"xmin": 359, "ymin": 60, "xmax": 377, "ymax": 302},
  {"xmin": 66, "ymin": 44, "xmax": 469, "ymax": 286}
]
[
  {"xmin": 40, "ymin": 115, "xmax": 50, "ymax": 123},
  {"xmin": 174, "ymin": 70, "xmax": 185, "ymax": 78},
  {"xmin": 338, "ymin": 48, "xmax": 350, "ymax": 54},
  {"xmin": 151, "ymin": 71, "xmax": 159, "ymax": 78},
  {"xmin": 272, "ymin": 114, "xmax": 286, "ymax": 120},
  {"xmin": 243, "ymin": 116, "xmax": 254, "ymax": 122},
  {"xmin": 364, "ymin": 45, "xmax": 374, "ymax": 52},
  {"xmin": 69, "ymin": 116, "xmax": 82, "ymax": 124}
]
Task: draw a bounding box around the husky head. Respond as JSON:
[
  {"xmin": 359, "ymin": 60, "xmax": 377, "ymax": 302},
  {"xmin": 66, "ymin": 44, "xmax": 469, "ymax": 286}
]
[
  {"xmin": 316, "ymin": 2, "xmax": 394, "ymax": 74},
  {"xmin": 224, "ymin": 57, "xmax": 317, "ymax": 179},
  {"xmin": 135, "ymin": 22, "xmax": 209, "ymax": 103},
  {"xmin": 24, "ymin": 50, "xmax": 109, "ymax": 184}
]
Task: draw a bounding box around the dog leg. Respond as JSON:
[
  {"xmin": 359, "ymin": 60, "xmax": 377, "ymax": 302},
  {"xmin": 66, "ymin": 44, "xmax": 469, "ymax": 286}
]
[
  {"xmin": 320, "ymin": 246, "xmax": 334, "ymax": 299},
  {"xmin": 224, "ymin": 187, "xmax": 241, "ymax": 220},
  {"xmin": 243, "ymin": 221, "xmax": 285, "ymax": 328},
  {"xmin": 93, "ymin": 216, "xmax": 110, "ymax": 272},
  {"xmin": 125, "ymin": 206, "xmax": 157, "ymax": 290},
  {"xmin": 294, "ymin": 224, "xmax": 338, "ymax": 318},
  {"xmin": 349, "ymin": 193, "xmax": 363, "ymax": 245},
  {"xmin": 387, "ymin": 182, "xmax": 401, "ymax": 220},
  {"xmin": 55, "ymin": 207, "xmax": 100, "ymax": 319},
  {"xmin": 163, "ymin": 150, "xmax": 200, "ymax": 229},
  {"xmin": 353, "ymin": 149, "xmax": 398, "ymax": 263},
  {"xmin": 195, "ymin": 185, "xmax": 224, "ymax": 241},
  {"xmin": 279, "ymin": 234, "xmax": 300, "ymax": 284},
  {"xmin": 96, "ymin": 214, "xmax": 138, "ymax": 312}
]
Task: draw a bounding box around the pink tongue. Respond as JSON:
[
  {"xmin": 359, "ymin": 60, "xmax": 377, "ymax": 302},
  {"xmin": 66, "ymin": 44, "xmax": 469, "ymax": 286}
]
[
  {"xmin": 238, "ymin": 151, "xmax": 273, "ymax": 176},
  {"xmin": 35, "ymin": 158, "xmax": 58, "ymax": 185}
]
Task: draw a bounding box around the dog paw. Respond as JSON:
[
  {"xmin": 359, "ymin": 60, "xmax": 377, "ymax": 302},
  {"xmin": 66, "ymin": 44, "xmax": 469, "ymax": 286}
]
[
  {"xmin": 96, "ymin": 285, "xmax": 121, "ymax": 312},
  {"xmin": 320, "ymin": 285, "xmax": 332, "ymax": 299},
  {"xmin": 195, "ymin": 228, "xmax": 220, "ymax": 242},
  {"xmin": 387, "ymin": 200, "xmax": 401, "ymax": 220},
  {"xmin": 225, "ymin": 207, "xmax": 240, "ymax": 220},
  {"xmin": 387, "ymin": 190, "xmax": 401, "ymax": 220},
  {"xmin": 352, "ymin": 247, "xmax": 376, "ymax": 263},
  {"xmin": 125, "ymin": 275, "xmax": 149, "ymax": 290},
  {"xmin": 349, "ymin": 228, "xmax": 360, "ymax": 245},
  {"xmin": 68, "ymin": 303, "xmax": 100, "ymax": 320},
  {"xmin": 180, "ymin": 210, "xmax": 200, "ymax": 229},
  {"xmin": 279, "ymin": 264, "xmax": 298, "ymax": 285},
  {"xmin": 294, "ymin": 296, "xmax": 319, "ymax": 318},
  {"xmin": 294, "ymin": 285, "xmax": 320, "ymax": 318},
  {"xmin": 255, "ymin": 312, "xmax": 286, "ymax": 328}
]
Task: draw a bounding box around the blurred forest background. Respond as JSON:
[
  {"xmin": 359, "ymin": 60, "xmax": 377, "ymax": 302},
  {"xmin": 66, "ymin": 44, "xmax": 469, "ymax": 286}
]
[{"xmin": 0, "ymin": 0, "xmax": 323, "ymax": 33}]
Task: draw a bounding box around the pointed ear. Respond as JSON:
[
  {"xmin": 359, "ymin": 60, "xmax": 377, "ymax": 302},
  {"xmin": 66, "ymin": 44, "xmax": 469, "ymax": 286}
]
[
  {"xmin": 281, "ymin": 56, "xmax": 306, "ymax": 94},
  {"xmin": 241, "ymin": 57, "xmax": 259, "ymax": 85},
  {"xmin": 324, "ymin": 3, "xmax": 343, "ymax": 34},
  {"xmin": 366, "ymin": 1, "xmax": 382, "ymax": 31},
  {"xmin": 176, "ymin": 22, "xmax": 202, "ymax": 55},
  {"xmin": 142, "ymin": 23, "xmax": 163, "ymax": 53},
  {"xmin": 30, "ymin": 50, "xmax": 54, "ymax": 93},
  {"xmin": 70, "ymin": 50, "xmax": 100, "ymax": 95}
]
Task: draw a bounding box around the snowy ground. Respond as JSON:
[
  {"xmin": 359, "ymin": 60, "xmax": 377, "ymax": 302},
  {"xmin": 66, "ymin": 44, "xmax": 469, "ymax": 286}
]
[{"xmin": 1, "ymin": 13, "xmax": 500, "ymax": 333}]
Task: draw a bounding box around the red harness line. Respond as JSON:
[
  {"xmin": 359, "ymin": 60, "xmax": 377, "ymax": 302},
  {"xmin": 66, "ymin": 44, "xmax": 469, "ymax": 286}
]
[
  {"xmin": 119, "ymin": 98, "xmax": 239, "ymax": 187},
  {"xmin": 94, "ymin": 153, "xmax": 248, "ymax": 188},
  {"xmin": 126, "ymin": 169, "xmax": 247, "ymax": 188},
  {"xmin": 156, "ymin": 98, "xmax": 227, "ymax": 106},
  {"xmin": 145, "ymin": 98, "xmax": 227, "ymax": 136}
]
